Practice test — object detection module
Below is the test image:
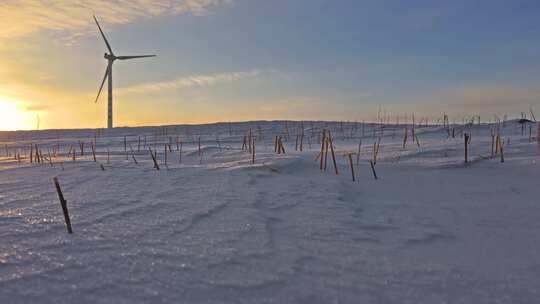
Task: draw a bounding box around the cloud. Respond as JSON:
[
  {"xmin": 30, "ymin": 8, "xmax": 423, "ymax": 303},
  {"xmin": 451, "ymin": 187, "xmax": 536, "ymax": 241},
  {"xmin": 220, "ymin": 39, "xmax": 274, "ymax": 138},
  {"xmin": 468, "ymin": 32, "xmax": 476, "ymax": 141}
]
[
  {"xmin": 0, "ymin": 0, "xmax": 234, "ymax": 40},
  {"xmin": 117, "ymin": 70, "xmax": 260, "ymax": 94}
]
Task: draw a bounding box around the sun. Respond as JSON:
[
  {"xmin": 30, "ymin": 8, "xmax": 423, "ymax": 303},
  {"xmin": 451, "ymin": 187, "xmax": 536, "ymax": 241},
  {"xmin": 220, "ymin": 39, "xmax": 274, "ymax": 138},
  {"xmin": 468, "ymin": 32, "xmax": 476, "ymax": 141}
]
[{"xmin": 0, "ymin": 98, "xmax": 34, "ymax": 131}]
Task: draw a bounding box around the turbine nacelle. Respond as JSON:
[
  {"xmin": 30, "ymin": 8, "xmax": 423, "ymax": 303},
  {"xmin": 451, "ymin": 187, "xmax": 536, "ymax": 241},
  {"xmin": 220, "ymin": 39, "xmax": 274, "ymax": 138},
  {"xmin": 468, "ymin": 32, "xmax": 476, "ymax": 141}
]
[{"xmin": 104, "ymin": 53, "xmax": 115, "ymax": 61}]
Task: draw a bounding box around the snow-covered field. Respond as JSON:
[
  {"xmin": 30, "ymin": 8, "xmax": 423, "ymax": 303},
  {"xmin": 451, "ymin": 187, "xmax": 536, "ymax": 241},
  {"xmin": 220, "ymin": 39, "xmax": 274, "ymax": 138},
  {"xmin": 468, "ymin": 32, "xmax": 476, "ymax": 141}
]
[{"xmin": 1, "ymin": 120, "xmax": 539, "ymax": 303}]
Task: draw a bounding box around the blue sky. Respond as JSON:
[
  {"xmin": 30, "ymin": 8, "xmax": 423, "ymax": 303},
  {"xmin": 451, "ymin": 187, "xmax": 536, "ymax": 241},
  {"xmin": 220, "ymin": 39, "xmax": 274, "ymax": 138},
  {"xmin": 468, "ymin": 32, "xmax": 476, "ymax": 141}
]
[{"xmin": 1, "ymin": 0, "xmax": 540, "ymax": 129}]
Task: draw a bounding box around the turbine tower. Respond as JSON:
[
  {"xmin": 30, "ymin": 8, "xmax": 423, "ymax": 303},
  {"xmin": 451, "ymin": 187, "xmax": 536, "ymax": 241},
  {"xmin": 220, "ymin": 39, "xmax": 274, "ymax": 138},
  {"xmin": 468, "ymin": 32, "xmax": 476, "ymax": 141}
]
[{"xmin": 93, "ymin": 15, "xmax": 156, "ymax": 129}]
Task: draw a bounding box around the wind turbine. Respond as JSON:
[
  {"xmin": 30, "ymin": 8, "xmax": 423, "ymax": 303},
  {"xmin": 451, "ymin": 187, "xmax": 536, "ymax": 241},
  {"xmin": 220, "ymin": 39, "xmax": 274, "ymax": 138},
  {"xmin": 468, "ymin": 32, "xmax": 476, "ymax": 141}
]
[{"xmin": 93, "ymin": 15, "xmax": 156, "ymax": 129}]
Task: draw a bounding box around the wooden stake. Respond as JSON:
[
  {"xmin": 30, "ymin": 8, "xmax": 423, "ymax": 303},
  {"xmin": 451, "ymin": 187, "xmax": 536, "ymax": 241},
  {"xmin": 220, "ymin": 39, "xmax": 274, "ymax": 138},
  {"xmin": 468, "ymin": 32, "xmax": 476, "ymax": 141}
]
[
  {"xmin": 252, "ymin": 137, "xmax": 256, "ymax": 164},
  {"xmin": 348, "ymin": 154, "xmax": 355, "ymax": 181},
  {"xmin": 464, "ymin": 133, "xmax": 469, "ymax": 163},
  {"xmin": 53, "ymin": 177, "xmax": 73, "ymax": 234},
  {"xmin": 356, "ymin": 140, "xmax": 362, "ymax": 165},
  {"xmin": 319, "ymin": 130, "xmax": 326, "ymax": 170},
  {"xmin": 91, "ymin": 143, "xmax": 97, "ymax": 162},
  {"xmin": 150, "ymin": 149, "xmax": 160, "ymax": 170},
  {"xmin": 369, "ymin": 160, "xmax": 378, "ymax": 180},
  {"xmin": 499, "ymin": 137, "xmax": 505, "ymax": 163},
  {"xmin": 328, "ymin": 132, "xmax": 338, "ymax": 175}
]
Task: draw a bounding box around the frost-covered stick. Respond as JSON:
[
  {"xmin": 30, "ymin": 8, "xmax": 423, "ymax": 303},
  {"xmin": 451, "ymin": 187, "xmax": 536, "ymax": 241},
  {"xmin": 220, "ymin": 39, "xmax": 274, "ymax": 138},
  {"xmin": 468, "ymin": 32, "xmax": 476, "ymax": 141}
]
[
  {"xmin": 537, "ymin": 123, "xmax": 540, "ymax": 146},
  {"xmin": 252, "ymin": 137, "xmax": 256, "ymax": 164},
  {"xmin": 412, "ymin": 113, "xmax": 416, "ymax": 143},
  {"xmin": 320, "ymin": 130, "xmax": 326, "ymax": 170},
  {"xmin": 179, "ymin": 141, "xmax": 183, "ymax": 164},
  {"xmin": 280, "ymin": 137, "xmax": 286, "ymax": 154},
  {"xmin": 79, "ymin": 141, "xmax": 84, "ymax": 156},
  {"xmin": 48, "ymin": 151, "xmax": 53, "ymax": 167},
  {"xmin": 128, "ymin": 144, "xmax": 138, "ymax": 164},
  {"xmin": 347, "ymin": 154, "xmax": 355, "ymax": 182},
  {"xmin": 138, "ymin": 136, "xmax": 141, "ymax": 152},
  {"xmin": 53, "ymin": 177, "xmax": 73, "ymax": 234},
  {"xmin": 107, "ymin": 148, "xmax": 110, "ymax": 164},
  {"xmin": 198, "ymin": 137, "xmax": 201, "ymax": 156},
  {"xmin": 274, "ymin": 136, "xmax": 278, "ymax": 153},
  {"xmin": 369, "ymin": 160, "xmax": 378, "ymax": 180},
  {"xmin": 328, "ymin": 133, "xmax": 339, "ymax": 175},
  {"xmin": 464, "ymin": 133, "xmax": 469, "ymax": 163},
  {"xmin": 375, "ymin": 137, "xmax": 381, "ymax": 163},
  {"xmin": 415, "ymin": 135, "xmax": 421, "ymax": 148},
  {"xmin": 30, "ymin": 144, "xmax": 33, "ymax": 163},
  {"xmin": 402, "ymin": 127, "xmax": 408, "ymax": 149},
  {"xmin": 164, "ymin": 145, "xmax": 168, "ymax": 166},
  {"xmin": 248, "ymin": 128, "xmax": 252, "ymax": 154},
  {"xmin": 35, "ymin": 144, "xmax": 41, "ymax": 164},
  {"xmin": 295, "ymin": 134, "xmax": 299, "ymax": 151}
]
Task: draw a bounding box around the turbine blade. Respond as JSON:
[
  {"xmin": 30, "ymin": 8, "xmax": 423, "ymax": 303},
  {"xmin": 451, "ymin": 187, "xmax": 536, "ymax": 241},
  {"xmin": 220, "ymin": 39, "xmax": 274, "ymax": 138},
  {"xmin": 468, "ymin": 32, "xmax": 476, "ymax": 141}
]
[
  {"xmin": 95, "ymin": 65, "xmax": 110, "ymax": 103},
  {"xmin": 116, "ymin": 55, "xmax": 156, "ymax": 60},
  {"xmin": 93, "ymin": 15, "xmax": 114, "ymax": 55}
]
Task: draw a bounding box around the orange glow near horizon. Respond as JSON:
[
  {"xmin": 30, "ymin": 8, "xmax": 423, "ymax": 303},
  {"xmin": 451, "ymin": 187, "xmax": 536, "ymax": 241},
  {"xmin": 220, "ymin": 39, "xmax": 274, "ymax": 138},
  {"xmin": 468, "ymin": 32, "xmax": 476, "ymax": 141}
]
[{"xmin": 0, "ymin": 98, "xmax": 35, "ymax": 131}]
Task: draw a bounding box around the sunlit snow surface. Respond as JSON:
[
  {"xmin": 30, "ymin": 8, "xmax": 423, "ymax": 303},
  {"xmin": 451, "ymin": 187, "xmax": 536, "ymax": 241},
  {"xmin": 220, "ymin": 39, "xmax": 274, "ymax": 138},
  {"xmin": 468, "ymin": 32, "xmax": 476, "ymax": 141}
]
[{"xmin": 1, "ymin": 121, "xmax": 539, "ymax": 303}]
